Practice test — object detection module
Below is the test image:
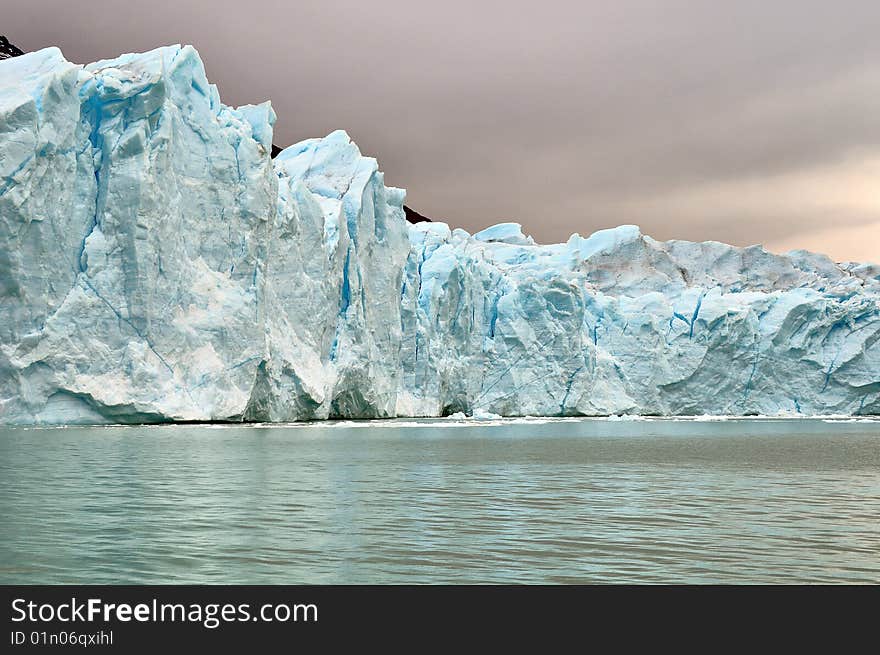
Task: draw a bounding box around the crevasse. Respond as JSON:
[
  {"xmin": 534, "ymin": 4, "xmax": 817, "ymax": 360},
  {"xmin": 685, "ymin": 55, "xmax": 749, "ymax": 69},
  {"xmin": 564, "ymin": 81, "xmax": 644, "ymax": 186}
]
[{"xmin": 1, "ymin": 46, "xmax": 878, "ymax": 425}]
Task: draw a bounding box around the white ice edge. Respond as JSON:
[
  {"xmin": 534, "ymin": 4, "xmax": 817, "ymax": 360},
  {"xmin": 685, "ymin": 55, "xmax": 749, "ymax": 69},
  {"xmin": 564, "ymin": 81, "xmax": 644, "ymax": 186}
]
[{"xmin": 8, "ymin": 414, "xmax": 879, "ymax": 430}]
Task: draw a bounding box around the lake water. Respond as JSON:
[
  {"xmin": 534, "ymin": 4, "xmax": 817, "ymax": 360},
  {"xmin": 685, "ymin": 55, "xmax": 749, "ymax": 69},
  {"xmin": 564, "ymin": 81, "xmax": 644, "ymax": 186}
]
[{"xmin": 1, "ymin": 417, "xmax": 878, "ymax": 584}]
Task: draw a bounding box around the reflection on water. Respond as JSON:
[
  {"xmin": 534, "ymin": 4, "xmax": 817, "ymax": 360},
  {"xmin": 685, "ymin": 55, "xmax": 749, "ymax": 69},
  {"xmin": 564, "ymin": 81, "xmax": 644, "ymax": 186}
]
[{"xmin": 1, "ymin": 418, "xmax": 878, "ymax": 584}]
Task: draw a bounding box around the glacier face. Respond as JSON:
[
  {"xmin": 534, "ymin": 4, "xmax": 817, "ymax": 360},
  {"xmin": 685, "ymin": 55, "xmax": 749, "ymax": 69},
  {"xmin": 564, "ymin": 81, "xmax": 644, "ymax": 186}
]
[
  {"xmin": 401, "ymin": 223, "xmax": 880, "ymax": 417},
  {"xmin": 245, "ymin": 130, "xmax": 410, "ymax": 421},
  {"xmin": 1, "ymin": 46, "xmax": 878, "ymax": 424},
  {"xmin": 1, "ymin": 45, "xmax": 277, "ymax": 423}
]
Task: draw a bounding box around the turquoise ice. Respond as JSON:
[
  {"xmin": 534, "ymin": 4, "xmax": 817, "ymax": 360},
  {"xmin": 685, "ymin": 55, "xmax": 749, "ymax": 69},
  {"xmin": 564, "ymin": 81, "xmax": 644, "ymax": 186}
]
[{"xmin": 1, "ymin": 46, "xmax": 878, "ymax": 424}]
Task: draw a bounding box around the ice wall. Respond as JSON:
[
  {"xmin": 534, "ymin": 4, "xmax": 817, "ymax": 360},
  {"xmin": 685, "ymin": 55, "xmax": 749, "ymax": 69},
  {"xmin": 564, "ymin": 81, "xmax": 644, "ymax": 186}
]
[
  {"xmin": 1, "ymin": 46, "xmax": 878, "ymax": 424},
  {"xmin": 399, "ymin": 223, "xmax": 880, "ymax": 417},
  {"xmin": 1, "ymin": 46, "xmax": 277, "ymax": 422},
  {"xmin": 244, "ymin": 130, "xmax": 410, "ymax": 421}
]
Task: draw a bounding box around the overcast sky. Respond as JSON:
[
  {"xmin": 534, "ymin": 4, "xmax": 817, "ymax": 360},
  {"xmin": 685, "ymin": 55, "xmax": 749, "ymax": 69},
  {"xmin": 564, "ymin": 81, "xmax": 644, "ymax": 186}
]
[{"xmin": 6, "ymin": 1, "xmax": 880, "ymax": 261}]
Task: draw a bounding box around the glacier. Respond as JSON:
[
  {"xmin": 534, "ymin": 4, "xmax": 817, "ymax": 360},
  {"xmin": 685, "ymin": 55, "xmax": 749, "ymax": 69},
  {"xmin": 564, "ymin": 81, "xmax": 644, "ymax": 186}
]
[{"xmin": 1, "ymin": 45, "xmax": 878, "ymax": 425}]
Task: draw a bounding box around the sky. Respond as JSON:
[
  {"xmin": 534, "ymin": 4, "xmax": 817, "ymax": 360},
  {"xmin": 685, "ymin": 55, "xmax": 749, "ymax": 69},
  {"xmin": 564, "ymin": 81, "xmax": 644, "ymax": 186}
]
[{"xmin": 6, "ymin": 0, "xmax": 880, "ymax": 262}]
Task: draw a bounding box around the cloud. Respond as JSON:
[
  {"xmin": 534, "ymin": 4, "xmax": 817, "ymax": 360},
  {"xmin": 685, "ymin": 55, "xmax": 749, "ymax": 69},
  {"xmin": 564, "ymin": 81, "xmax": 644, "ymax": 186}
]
[
  {"xmin": 767, "ymin": 221, "xmax": 880, "ymax": 264},
  {"xmin": 582, "ymin": 151, "xmax": 880, "ymax": 247},
  {"xmin": 5, "ymin": 0, "xmax": 880, "ymax": 260}
]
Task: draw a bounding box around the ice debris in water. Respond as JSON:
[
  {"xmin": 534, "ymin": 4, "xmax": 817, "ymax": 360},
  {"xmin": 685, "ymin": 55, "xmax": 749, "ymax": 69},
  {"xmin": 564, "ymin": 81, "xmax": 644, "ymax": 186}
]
[{"xmin": 1, "ymin": 45, "xmax": 879, "ymax": 425}]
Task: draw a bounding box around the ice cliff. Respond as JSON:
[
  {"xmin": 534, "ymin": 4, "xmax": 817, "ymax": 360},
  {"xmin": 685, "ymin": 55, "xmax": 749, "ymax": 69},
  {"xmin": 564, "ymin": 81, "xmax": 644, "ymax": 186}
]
[{"xmin": 1, "ymin": 46, "xmax": 878, "ymax": 424}]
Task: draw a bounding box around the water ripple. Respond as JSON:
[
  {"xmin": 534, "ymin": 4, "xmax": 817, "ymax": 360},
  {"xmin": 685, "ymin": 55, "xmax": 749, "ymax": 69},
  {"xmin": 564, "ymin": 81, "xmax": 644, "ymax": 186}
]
[{"xmin": 1, "ymin": 418, "xmax": 878, "ymax": 584}]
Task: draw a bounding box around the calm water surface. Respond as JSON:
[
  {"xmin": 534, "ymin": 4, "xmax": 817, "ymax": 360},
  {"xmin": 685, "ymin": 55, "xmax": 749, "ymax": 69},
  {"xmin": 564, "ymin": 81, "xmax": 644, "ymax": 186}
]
[{"xmin": 1, "ymin": 418, "xmax": 878, "ymax": 584}]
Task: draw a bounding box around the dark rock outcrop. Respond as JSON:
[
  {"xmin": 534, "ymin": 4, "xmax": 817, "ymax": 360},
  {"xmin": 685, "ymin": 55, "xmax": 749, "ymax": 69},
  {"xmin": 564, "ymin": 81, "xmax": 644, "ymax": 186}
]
[
  {"xmin": 0, "ymin": 36, "xmax": 24, "ymax": 60},
  {"xmin": 403, "ymin": 206, "xmax": 433, "ymax": 224}
]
